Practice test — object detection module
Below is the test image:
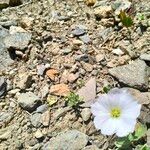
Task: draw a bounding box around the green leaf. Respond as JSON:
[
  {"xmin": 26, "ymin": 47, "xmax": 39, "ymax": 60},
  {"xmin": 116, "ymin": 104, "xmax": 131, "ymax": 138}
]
[
  {"xmin": 119, "ymin": 10, "xmax": 133, "ymax": 27},
  {"xmin": 103, "ymin": 86, "xmax": 111, "ymax": 93},
  {"xmin": 115, "ymin": 136, "xmax": 131, "ymax": 149},
  {"xmin": 134, "ymin": 123, "xmax": 147, "ymax": 140},
  {"xmin": 135, "ymin": 144, "xmax": 150, "ymax": 150}
]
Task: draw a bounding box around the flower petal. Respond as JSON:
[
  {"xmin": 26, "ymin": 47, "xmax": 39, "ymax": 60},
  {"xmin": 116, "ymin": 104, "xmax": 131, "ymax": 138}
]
[
  {"xmin": 100, "ymin": 118, "xmax": 117, "ymax": 136},
  {"xmin": 116, "ymin": 117, "xmax": 136, "ymax": 137},
  {"xmin": 93, "ymin": 115, "xmax": 110, "ymax": 130},
  {"xmin": 122, "ymin": 102, "xmax": 141, "ymax": 119}
]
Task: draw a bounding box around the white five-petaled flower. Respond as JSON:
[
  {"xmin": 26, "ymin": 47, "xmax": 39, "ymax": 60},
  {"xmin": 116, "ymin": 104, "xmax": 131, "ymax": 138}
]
[{"xmin": 91, "ymin": 88, "xmax": 141, "ymax": 137}]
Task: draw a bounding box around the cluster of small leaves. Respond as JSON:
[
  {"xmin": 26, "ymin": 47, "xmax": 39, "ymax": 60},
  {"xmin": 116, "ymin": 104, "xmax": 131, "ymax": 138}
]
[
  {"xmin": 103, "ymin": 85, "xmax": 111, "ymax": 93},
  {"xmin": 66, "ymin": 92, "xmax": 81, "ymax": 107},
  {"xmin": 115, "ymin": 123, "xmax": 150, "ymax": 150},
  {"xmin": 119, "ymin": 10, "xmax": 133, "ymax": 28}
]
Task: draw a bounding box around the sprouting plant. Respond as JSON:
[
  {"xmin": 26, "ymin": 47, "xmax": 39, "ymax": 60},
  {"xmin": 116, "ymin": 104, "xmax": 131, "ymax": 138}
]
[
  {"xmin": 77, "ymin": 79, "xmax": 85, "ymax": 88},
  {"xmin": 115, "ymin": 123, "xmax": 149, "ymax": 150},
  {"xmin": 119, "ymin": 10, "xmax": 133, "ymax": 28},
  {"xmin": 102, "ymin": 85, "xmax": 111, "ymax": 93},
  {"xmin": 66, "ymin": 92, "xmax": 81, "ymax": 107}
]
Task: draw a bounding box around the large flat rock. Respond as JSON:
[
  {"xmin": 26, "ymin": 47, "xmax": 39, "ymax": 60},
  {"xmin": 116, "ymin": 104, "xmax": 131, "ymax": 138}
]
[{"xmin": 109, "ymin": 60, "xmax": 150, "ymax": 90}]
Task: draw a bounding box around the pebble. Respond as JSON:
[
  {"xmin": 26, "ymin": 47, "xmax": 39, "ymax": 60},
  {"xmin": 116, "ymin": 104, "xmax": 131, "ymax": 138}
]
[
  {"xmin": 0, "ymin": 112, "xmax": 14, "ymax": 126},
  {"xmin": 79, "ymin": 35, "xmax": 91, "ymax": 44},
  {"xmin": 49, "ymin": 84, "xmax": 70, "ymax": 96},
  {"xmin": 30, "ymin": 113, "xmax": 42, "ymax": 128},
  {"xmin": 42, "ymin": 130, "xmax": 89, "ymax": 150},
  {"xmin": 17, "ymin": 92, "xmax": 41, "ymax": 112},
  {"xmin": 81, "ymin": 108, "xmax": 91, "ymax": 122},
  {"xmin": 112, "ymin": 48, "xmax": 124, "ymax": 55},
  {"xmin": 94, "ymin": 5, "xmax": 112, "ymax": 19},
  {"xmin": 36, "ymin": 104, "xmax": 48, "ymax": 113},
  {"xmin": 41, "ymin": 110, "xmax": 50, "ymax": 127},
  {"xmin": 37, "ymin": 64, "xmax": 46, "ymax": 76},
  {"xmin": 75, "ymin": 54, "xmax": 89, "ymax": 62},
  {"xmin": 35, "ymin": 129, "xmax": 44, "ymax": 139},
  {"xmin": 96, "ymin": 54, "xmax": 105, "ymax": 63},
  {"xmin": 67, "ymin": 73, "xmax": 79, "ymax": 83},
  {"xmin": 83, "ymin": 145, "xmax": 100, "ymax": 150},
  {"xmin": 71, "ymin": 25, "xmax": 86, "ymax": 36}
]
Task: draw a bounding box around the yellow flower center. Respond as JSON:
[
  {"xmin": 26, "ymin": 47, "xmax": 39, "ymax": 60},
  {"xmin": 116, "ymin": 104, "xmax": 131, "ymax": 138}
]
[{"xmin": 111, "ymin": 108, "xmax": 121, "ymax": 118}]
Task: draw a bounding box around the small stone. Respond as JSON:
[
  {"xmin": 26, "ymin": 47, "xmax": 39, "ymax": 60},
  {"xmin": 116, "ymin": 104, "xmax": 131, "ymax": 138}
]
[
  {"xmin": 46, "ymin": 69, "xmax": 59, "ymax": 80},
  {"xmin": 112, "ymin": 48, "xmax": 124, "ymax": 55},
  {"xmin": 47, "ymin": 95, "xmax": 58, "ymax": 106},
  {"xmin": 41, "ymin": 110, "xmax": 50, "ymax": 127},
  {"xmin": 35, "ymin": 129, "xmax": 44, "ymax": 139},
  {"xmin": 0, "ymin": 77, "xmax": 7, "ymax": 97},
  {"xmin": 81, "ymin": 108, "xmax": 91, "ymax": 122},
  {"xmin": 94, "ymin": 5, "xmax": 112, "ymax": 19},
  {"xmin": 20, "ymin": 16, "xmax": 34, "ymax": 28},
  {"xmin": 17, "ymin": 92, "xmax": 41, "ymax": 112},
  {"xmin": 0, "ymin": 112, "xmax": 13, "ymax": 126},
  {"xmin": 37, "ymin": 64, "xmax": 46, "ymax": 76},
  {"xmin": 109, "ymin": 60, "xmax": 150, "ymax": 90},
  {"xmin": 50, "ymin": 84, "xmax": 70, "ymax": 96},
  {"xmin": 61, "ymin": 48, "xmax": 72, "ymax": 54},
  {"xmin": 79, "ymin": 35, "xmax": 91, "ymax": 44},
  {"xmin": 140, "ymin": 53, "xmax": 150, "ymax": 61},
  {"xmin": 112, "ymin": 0, "xmax": 132, "ymax": 15},
  {"xmin": 82, "ymin": 62, "xmax": 93, "ymax": 72},
  {"xmin": 75, "ymin": 54, "xmax": 89, "ymax": 62},
  {"xmin": 15, "ymin": 72, "xmax": 32, "ymax": 89},
  {"xmin": 40, "ymin": 84, "xmax": 49, "ymax": 99},
  {"xmin": 77, "ymin": 78, "xmax": 96, "ymax": 107},
  {"xmin": 30, "ymin": 113, "xmax": 42, "ymax": 128},
  {"xmin": 71, "ymin": 26, "xmax": 86, "ymax": 36},
  {"xmin": 43, "ymin": 130, "xmax": 89, "ymax": 150},
  {"xmin": 67, "ymin": 73, "xmax": 79, "ymax": 83},
  {"xmin": 36, "ymin": 104, "xmax": 48, "ymax": 113},
  {"xmin": 4, "ymin": 26, "xmax": 31, "ymax": 50},
  {"xmin": 96, "ymin": 54, "xmax": 105, "ymax": 63}
]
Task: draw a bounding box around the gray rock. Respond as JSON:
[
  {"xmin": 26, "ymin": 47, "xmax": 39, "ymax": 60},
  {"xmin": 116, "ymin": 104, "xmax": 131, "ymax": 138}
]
[
  {"xmin": 81, "ymin": 108, "xmax": 91, "ymax": 122},
  {"xmin": 75, "ymin": 54, "xmax": 89, "ymax": 62},
  {"xmin": 16, "ymin": 72, "xmax": 32, "ymax": 89},
  {"xmin": 36, "ymin": 104, "xmax": 48, "ymax": 113},
  {"xmin": 77, "ymin": 78, "xmax": 96, "ymax": 107},
  {"xmin": 30, "ymin": 113, "xmax": 42, "ymax": 128},
  {"xmin": 140, "ymin": 53, "xmax": 150, "ymax": 61},
  {"xmin": 42, "ymin": 130, "xmax": 89, "ymax": 150},
  {"xmin": 0, "ymin": 77, "xmax": 7, "ymax": 97},
  {"xmin": 4, "ymin": 31, "xmax": 31, "ymax": 50},
  {"xmin": 71, "ymin": 25, "xmax": 86, "ymax": 36},
  {"xmin": 0, "ymin": 26, "xmax": 14, "ymax": 71},
  {"xmin": 0, "ymin": 112, "xmax": 13, "ymax": 126},
  {"xmin": 79, "ymin": 35, "xmax": 91, "ymax": 44},
  {"xmin": 0, "ymin": 0, "xmax": 9, "ymax": 9},
  {"xmin": 17, "ymin": 92, "xmax": 41, "ymax": 112},
  {"xmin": 109, "ymin": 60, "xmax": 150, "ymax": 90},
  {"xmin": 112, "ymin": 0, "xmax": 132, "ymax": 15}
]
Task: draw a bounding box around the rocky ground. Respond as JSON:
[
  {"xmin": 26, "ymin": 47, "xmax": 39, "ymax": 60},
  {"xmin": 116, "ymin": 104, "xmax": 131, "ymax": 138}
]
[{"xmin": 0, "ymin": 0, "xmax": 150, "ymax": 149}]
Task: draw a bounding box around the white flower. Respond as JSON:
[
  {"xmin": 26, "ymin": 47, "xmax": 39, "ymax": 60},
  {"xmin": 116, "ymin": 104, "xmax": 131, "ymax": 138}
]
[{"xmin": 91, "ymin": 88, "xmax": 141, "ymax": 137}]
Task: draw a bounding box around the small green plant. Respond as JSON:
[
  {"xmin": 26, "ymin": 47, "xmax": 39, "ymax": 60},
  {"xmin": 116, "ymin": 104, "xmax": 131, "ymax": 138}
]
[
  {"xmin": 119, "ymin": 10, "xmax": 133, "ymax": 28},
  {"xmin": 66, "ymin": 92, "xmax": 81, "ymax": 107},
  {"xmin": 77, "ymin": 79, "xmax": 85, "ymax": 88},
  {"xmin": 115, "ymin": 123, "xmax": 149, "ymax": 150},
  {"xmin": 103, "ymin": 85, "xmax": 111, "ymax": 93}
]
